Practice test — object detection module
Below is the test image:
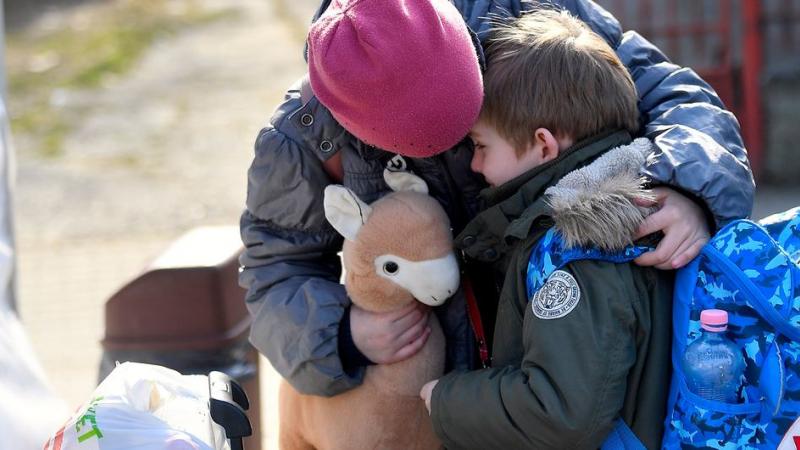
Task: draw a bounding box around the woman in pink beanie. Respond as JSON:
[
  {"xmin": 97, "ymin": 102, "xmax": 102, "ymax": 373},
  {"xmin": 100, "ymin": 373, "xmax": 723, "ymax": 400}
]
[
  {"xmin": 240, "ymin": 0, "xmax": 754, "ymax": 441},
  {"xmin": 307, "ymin": 0, "xmax": 484, "ymax": 157}
]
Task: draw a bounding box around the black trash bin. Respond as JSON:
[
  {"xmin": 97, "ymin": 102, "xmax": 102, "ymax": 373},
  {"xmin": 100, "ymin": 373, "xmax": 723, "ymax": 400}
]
[{"xmin": 99, "ymin": 227, "xmax": 261, "ymax": 450}]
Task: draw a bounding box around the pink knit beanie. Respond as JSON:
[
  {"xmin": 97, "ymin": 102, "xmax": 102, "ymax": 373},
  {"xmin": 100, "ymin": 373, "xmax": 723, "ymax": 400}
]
[{"xmin": 307, "ymin": 0, "xmax": 483, "ymax": 158}]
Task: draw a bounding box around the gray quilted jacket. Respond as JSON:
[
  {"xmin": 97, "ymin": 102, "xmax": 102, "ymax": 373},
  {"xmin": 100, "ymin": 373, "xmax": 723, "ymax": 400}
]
[{"xmin": 240, "ymin": 0, "xmax": 754, "ymax": 396}]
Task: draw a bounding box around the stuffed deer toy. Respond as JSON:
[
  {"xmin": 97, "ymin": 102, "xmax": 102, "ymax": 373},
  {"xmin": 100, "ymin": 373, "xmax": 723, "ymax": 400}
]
[{"xmin": 278, "ymin": 170, "xmax": 460, "ymax": 450}]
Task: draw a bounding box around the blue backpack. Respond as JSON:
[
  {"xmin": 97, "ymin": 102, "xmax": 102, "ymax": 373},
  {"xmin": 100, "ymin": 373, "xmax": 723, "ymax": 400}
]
[{"xmin": 526, "ymin": 207, "xmax": 800, "ymax": 449}]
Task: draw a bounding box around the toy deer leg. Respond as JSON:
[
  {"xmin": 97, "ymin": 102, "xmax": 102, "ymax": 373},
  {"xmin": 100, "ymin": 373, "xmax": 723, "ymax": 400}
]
[
  {"xmin": 278, "ymin": 380, "xmax": 315, "ymax": 450},
  {"xmin": 411, "ymin": 403, "xmax": 444, "ymax": 450},
  {"xmin": 279, "ymin": 429, "xmax": 315, "ymax": 450}
]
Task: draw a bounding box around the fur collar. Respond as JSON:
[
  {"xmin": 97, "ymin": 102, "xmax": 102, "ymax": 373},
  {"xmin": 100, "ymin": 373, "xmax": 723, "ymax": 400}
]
[{"xmin": 545, "ymin": 138, "xmax": 655, "ymax": 251}]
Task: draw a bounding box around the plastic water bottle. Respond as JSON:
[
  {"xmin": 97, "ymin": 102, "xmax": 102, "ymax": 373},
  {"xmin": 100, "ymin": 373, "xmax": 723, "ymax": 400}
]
[{"xmin": 682, "ymin": 309, "xmax": 745, "ymax": 402}]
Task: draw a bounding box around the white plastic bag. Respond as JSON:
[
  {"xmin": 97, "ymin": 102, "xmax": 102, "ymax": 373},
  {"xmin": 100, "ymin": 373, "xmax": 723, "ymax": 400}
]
[{"xmin": 43, "ymin": 362, "xmax": 232, "ymax": 450}]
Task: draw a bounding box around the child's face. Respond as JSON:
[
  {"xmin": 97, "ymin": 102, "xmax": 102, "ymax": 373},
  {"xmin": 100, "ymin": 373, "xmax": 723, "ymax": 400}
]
[{"xmin": 468, "ymin": 120, "xmax": 547, "ymax": 187}]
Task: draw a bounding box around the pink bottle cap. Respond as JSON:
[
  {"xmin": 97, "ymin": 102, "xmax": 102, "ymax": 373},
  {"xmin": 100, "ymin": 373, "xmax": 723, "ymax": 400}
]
[{"xmin": 700, "ymin": 309, "xmax": 729, "ymax": 332}]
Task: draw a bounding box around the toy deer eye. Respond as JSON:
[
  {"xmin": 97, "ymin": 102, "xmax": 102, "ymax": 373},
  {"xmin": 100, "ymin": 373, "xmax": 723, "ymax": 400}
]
[{"xmin": 382, "ymin": 261, "xmax": 399, "ymax": 275}]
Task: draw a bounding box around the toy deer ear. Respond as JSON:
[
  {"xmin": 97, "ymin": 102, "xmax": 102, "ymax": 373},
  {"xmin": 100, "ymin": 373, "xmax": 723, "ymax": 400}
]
[
  {"xmin": 324, "ymin": 185, "xmax": 372, "ymax": 241},
  {"xmin": 383, "ymin": 169, "xmax": 429, "ymax": 195}
]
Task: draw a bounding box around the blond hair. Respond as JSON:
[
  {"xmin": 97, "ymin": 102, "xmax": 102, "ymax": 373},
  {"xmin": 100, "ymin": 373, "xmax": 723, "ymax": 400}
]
[{"xmin": 481, "ymin": 9, "xmax": 639, "ymax": 155}]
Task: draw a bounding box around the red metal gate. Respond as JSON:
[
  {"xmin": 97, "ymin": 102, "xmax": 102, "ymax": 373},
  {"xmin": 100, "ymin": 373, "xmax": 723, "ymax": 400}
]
[{"xmin": 598, "ymin": 0, "xmax": 766, "ymax": 176}]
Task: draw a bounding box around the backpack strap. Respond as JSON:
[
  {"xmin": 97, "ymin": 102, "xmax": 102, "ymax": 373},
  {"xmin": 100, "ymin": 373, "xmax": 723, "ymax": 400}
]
[
  {"xmin": 703, "ymin": 218, "xmax": 800, "ymax": 342},
  {"xmin": 526, "ymin": 227, "xmax": 652, "ymax": 299},
  {"xmin": 600, "ymin": 419, "xmax": 647, "ymax": 450}
]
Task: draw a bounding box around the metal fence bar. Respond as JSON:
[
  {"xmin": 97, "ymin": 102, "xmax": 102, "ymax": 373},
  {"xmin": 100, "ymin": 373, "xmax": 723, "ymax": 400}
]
[
  {"xmin": 598, "ymin": 0, "xmax": 766, "ymax": 176},
  {"xmin": 742, "ymin": 0, "xmax": 764, "ymax": 176}
]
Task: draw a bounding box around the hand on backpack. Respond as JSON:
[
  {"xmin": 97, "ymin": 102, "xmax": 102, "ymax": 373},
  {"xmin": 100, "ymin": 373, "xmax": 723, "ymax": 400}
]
[
  {"xmin": 633, "ymin": 187, "xmax": 710, "ymax": 270},
  {"xmin": 350, "ymin": 303, "xmax": 432, "ymax": 364}
]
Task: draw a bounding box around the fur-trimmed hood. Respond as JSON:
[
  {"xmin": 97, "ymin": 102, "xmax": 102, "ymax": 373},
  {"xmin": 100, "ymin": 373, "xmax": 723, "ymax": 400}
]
[
  {"xmin": 456, "ymin": 131, "xmax": 654, "ymax": 266},
  {"xmin": 545, "ymin": 138, "xmax": 655, "ymax": 251}
]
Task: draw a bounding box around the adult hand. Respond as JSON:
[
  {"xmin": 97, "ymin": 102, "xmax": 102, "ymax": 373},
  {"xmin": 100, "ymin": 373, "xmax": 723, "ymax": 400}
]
[
  {"xmin": 633, "ymin": 187, "xmax": 711, "ymax": 270},
  {"xmin": 350, "ymin": 303, "xmax": 431, "ymax": 364},
  {"xmin": 420, "ymin": 379, "xmax": 439, "ymax": 414}
]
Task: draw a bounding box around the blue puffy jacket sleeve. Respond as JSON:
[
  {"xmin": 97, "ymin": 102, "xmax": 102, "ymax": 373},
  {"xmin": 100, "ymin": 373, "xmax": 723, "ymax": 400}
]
[
  {"xmin": 240, "ymin": 80, "xmax": 364, "ymax": 396},
  {"xmin": 458, "ymin": 0, "xmax": 754, "ymax": 226},
  {"xmin": 617, "ymin": 30, "xmax": 753, "ymax": 226}
]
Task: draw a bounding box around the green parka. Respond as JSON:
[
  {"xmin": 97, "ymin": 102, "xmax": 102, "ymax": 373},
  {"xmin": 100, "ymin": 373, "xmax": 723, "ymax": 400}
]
[{"xmin": 431, "ymin": 131, "xmax": 674, "ymax": 449}]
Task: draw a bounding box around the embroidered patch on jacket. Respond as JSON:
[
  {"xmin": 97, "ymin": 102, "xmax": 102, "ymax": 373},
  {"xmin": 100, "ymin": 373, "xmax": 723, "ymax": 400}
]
[{"xmin": 531, "ymin": 270, "xmax": 581, "ymax": 319}]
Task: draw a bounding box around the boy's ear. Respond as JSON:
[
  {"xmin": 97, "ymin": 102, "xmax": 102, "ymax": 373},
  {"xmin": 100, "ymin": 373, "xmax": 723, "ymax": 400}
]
[
  {"xmin": 323, "ymin": 185, "xmax": 372, "ymax": 241},
  {"xmin": 533, "ymin": 128, "xmax": 560, "ymax": 163}
]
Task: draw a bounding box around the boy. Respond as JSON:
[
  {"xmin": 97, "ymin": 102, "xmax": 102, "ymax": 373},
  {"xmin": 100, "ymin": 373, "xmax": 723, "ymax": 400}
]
[{"xmin": 420, "ymin": 10, "xmax": 673, "ymax": 449}]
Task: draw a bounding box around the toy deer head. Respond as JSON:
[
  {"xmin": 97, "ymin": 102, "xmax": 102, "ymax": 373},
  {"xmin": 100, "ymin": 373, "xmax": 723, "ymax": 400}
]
[{"xmin": 324, "ymin": 170, "xmax": 460, "ymax": 313}]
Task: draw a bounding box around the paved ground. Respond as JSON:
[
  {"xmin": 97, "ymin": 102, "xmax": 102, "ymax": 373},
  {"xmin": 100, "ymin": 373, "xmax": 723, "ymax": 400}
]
[
  {"xmin": 13, "ymin": 0, "xmax": 317, "ymax": 448},
  {"xmin": 8, "ymin": 0, "xmax": 799, "ymax": 448}
]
